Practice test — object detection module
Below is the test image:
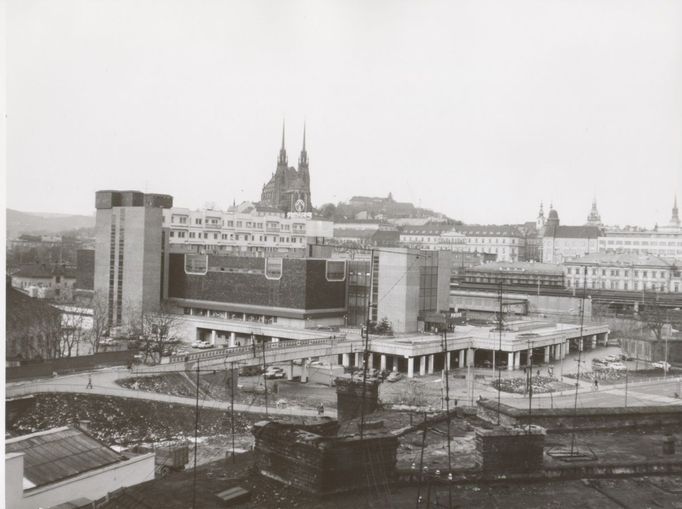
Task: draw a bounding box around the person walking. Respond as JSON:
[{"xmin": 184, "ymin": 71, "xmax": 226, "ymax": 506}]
[
  {"xmin": 86, "ymin": 375, "xmax": 93, "ymax": 390},
  {"xmin": 594, "ymin": 379, "xmax": 599, "ymax": 391}
]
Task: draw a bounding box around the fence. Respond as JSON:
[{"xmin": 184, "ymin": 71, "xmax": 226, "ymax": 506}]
[
  {"xmin": 6, "ymin": 351, "xmax": 136, "ymax": 381},
  {"xmin": 169, "ymin": 334, "xmax": 350, "ymax": 364}
]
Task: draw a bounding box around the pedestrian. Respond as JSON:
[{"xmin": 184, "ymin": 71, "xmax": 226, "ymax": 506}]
[
  {"xmin": 594, "ymin": 379, "xmax": 599, "ymax": 391},
  {"xmin": 86, "ymin": 375, "xmax": 93, "ymax": 390},
  {"xmin": 318, "ymin": 403, "xmax": 325, "ymax": 415},
  {"xmin": 537, "ymin": 369, "xmax": 540, "ymax": 378}
]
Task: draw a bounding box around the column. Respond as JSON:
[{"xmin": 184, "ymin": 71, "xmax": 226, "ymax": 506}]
[
  {"xmin": 380, "ymin": 354, "xmax": 387, "ymax": 371},
  {"xmin": 287, "ymin": 360, "xmax": 294, "ymax": 381},
  {"xmin": 427, "ymin": 355, "xmax": 435, "ymax": 375},
  {"xmin": 419, "ymin": 356, "xmax": 426, "ymax": 376},
  {"xmin": 507, "ymin": 352, "xmax": 514, "ymax": 370},
  {"xmin": 544, "ymin": 346, "xmax": 550, "ymax": 363},
  {"xmin": 514, "ymin": 351, "xmax": 521, "ymax": 369},
  {"xmin": 591, "ymin": 334, "xmax": 597, "ymax": 349},
  {"xmin": 604, "ymin": 332, "xmax": 609, "ymax": 346},
  {"xmin": 342, "ymin": 353, "xmax": 350, "ymax": 367},
  {"xmin": 211, "ymin": 330, "xmax": 216, "ymax": 346},
  {"xmin": 459, "ymin": 350, "xmax": 465, "ymax": 368},
  {"xmin": 467, "ymin": 348, "xmax": 475, "ymax": 367},
  {"xmin": 242, "ymin": 313, "xmax": 247, "ymax": 321},
  {"xmin": 368, "ymin": 354, "xmax": 374, "ymax": 370},
  {"xmin": 407, "ymin": 357, "xmax": 415, "ymax": 378},
  {"xmin": 445, "ymin": 352, "xmax": 451, "ymax": 371},
  {"xmin": 301, "ymin": 360, "xmax": 308, "ymax": 383},
  {"xmin": 229, "ymin": 332, "xmax": 236, "ymax": 348},
  {"xmin": 578, "ymin": 338, "xmax": 584, "ymax": 352},
  {"xmin": 354, "ymin": 352, "xmax": 361, "ymax": 368}
]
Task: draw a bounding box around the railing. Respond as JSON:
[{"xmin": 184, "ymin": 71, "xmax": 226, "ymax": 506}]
[{"xmin": 169, "ymin": 334, "xmax": 352, "ymax": 364}]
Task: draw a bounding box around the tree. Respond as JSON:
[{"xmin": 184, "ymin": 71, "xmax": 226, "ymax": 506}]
[
  {"xmin": 126, "ymin": 302, "xmax": 181, "ymax": 365},
  {"xmin": 372, "ymin": 317, "xmax": 394, "ymax": 336},
  {"xmin": 638, "ymin": 292, "xmax": 668, "ymax": 342},
  {"xmin": 60, "ymin": 310, "xmax": 87, "ymax": 357},
  {"xmin": 88, "ymin": 293, "xmax": 111, "ymax": 354},
  {"xmin": 318, "ymin": 203, "xmax": 337, "ymax": 220}
]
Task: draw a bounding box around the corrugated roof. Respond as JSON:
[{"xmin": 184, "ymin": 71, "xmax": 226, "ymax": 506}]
[
  {"xmin": 565, "ymin": 252, "xmax": 681, "ymax": 267},
  {"xmin": 6, "ymin": 427, "xmax": 125, "ymax": 488},
  {"xmin": 544, "ymin": 225, "xmax": 601, "ymax": 239},
  {"xmin": 454, "ymin": 225, "xmax": 523, "ymax": 237}
]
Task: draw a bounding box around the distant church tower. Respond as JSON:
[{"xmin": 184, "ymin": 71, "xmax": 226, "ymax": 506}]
[
  {"xmin": 536, "ymin": 202, "xmax": 545, "ymax": 231},
  {"xmin": 586, "ymin": 197, "xmax": 603, "ymax": 226},
  {"xmin": 260, "ymin": 122, "xmax": 312, "ymax": 214},
  {"xmin": 667, "ymin": 194, "xmax": 681, "ymax": 231}
]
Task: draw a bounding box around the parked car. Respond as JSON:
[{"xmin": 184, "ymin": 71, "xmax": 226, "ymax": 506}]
[
  {"xmin": 191, "ymin": 341, "xmax": 213, "ymax": 349},
  {"xmin": 264, "ymin": 367, "xmax": 286, "ymax": 379},
  {"xmin": 652, "ymin": 361, "xmax": 671, "ymax": 370},
  {"xmin": 605, "ymin": 354, "xmax": 620, "ymax": 363},
  {"xmin": 607, "ymin": 362, "xmax": 627, "ymax": 371},
  {"xmin": 386, "ymin": 371, "xmax": 403, "ymax": 383},
  {"xmin": 100, "ymin": 338, "xmax": 118, "ymax": 346}
]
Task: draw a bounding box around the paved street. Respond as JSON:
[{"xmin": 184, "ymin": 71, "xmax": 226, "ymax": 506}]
[{"xmin": 6, "ymin": 367, "xmax": 334, "ymax": 418}]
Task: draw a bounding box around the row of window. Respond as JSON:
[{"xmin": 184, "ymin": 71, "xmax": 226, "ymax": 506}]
[
  {"xmin": 182, "ymin": 307, "xmax": 279, "ymax": 324},
  {"xmin": 567, "ymin": 267, "xmax": 679, "ymax": 279},
  {"xmin": 170, "ymin": 230, "xmax": 305, "ymax": 243},
  {"xmin": 603, "ymin": 240, "xmax": 682, "ymax": 246},
  {"xmin": 169, "ymin": 215, "xmax": 304, "ymax": 232}
]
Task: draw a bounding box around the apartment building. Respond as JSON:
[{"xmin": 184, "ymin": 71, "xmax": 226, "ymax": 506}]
[{"xmin": 163, "ymin": 201, "xmax": 333, "ymax": 257}]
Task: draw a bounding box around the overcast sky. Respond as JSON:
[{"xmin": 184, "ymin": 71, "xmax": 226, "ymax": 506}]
[{"xmin": 6, "ymin": 0, "xmax": 682, "ymax": 227}]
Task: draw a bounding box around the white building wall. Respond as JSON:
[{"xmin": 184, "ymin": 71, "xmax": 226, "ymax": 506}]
[{"xmin": 6, "ymin": 452, "xmax": 155, "ymax": 509}]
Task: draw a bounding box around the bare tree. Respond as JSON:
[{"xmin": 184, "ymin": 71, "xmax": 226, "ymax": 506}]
[
  {"xmin": 638, "ymin": 291, "xmax": 668, "ymax": 342},
  {"xmin": 60, "ymin": 311, "xmax": 85, "ymax": 357},
  {"xmin": 125, "ymin": 302, "xmax": 182, "ymax": 365},
  {"xmin": 88, "ymin": 292, "xmax": 111, "ymax": 354}
]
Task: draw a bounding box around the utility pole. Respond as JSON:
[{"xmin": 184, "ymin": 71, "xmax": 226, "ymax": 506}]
[
  {"xmin": 497, "ymin": 279, "xmax": 503, "ymax": 426},
  {"xmin": 230, "ymin": 361, "xmax": 236, "ymax": 464},
  {"xmin": 359, "ymin": 248, "xmax": 375, "ymax": 440},
  {"xmin": 192, "ymin": 360, "xmax": 200, "ymax": 509},
  {"xmin": 441, "ymin": 312, "xmax": 453, "ymax": 509},
  {"xmin": 570, "ymin": 266, "xmax": 588, "ymax": 456}
]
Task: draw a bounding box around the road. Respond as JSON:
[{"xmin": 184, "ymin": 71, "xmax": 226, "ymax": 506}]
[{"xmin": 6, "ymin": 367, "xmax": 336, "ymax": 418}]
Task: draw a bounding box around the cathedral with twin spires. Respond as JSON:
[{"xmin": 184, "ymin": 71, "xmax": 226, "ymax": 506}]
[{"xmin": 260, "ymin": 122, "xmax": 312, "ymax": 214}]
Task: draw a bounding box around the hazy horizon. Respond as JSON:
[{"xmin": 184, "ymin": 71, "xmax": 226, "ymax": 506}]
[{"xmin": 7, "ymin": 0, "xmax": 682, "ymax": 228}]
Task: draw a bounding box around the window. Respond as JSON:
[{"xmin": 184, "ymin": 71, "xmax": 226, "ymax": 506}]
[
  {"xmin": 189, "ymin": 232, "xmax": 196, "ymax": 239},
  {"xmin": 326, "ymin": 260, "xmax": 346, "ymax": 281},
  {"xmin": 265, "ymin": 257, "xmax": 283, "ymax": 280},
  {"xmin": 195, "ymin": 218, "xmax": 202, "ymax": 225},
  {"xmin": 184, "ymin": 254, "xmax": 208, "ymax": 275},
  {"xmin": 170, "ymin": 231, "xmax": 175, "ymax": 238}
]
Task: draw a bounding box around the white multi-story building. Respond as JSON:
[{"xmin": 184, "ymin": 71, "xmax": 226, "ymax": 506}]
[
  {"xmin": 399, "ymin": 224, "xmax": 461, "ymax": 251},
  {"xmin": 163, "ymin": 201, "xmax": 333, "ymax": 256},
  {"xmin": 599, "ymin": 230, "xmax": 682, "ymax": 259},
  {"xmin": 454, "ymin": 225, "xmax": 525, "ymax": 262},
  {"xmin": 564, "ymin": 253, "xmax": 682, "ymax": 293}
]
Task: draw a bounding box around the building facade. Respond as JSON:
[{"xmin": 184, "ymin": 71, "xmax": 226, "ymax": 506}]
[
  {"xmin": 563, "ymin": 253, "xmax": 682, "ymax": 293},
  {"xmin": 542, "ymin": 208, "xmax": 601, "ymax": 264},
  {"xmin": 10, "ymin": 264, "xmax": 76, "ymax": 301},
  {"xmin": 454, "ymin": 225, "xmax": 525, "ymax": 262},
  {"xmin": 345, "ymin": 249, "xmax": 452, "ymax": 333},
  {"xmin": 464, "ymin": 261, "xmax": 566, "ymax": 290},
  {"xmin": 94, "ymin": 190, "xmax": 173, "ymax": 329},
  {"xmin": 163, "ymin": 202, "xmax": 333, "ymax": 257}
]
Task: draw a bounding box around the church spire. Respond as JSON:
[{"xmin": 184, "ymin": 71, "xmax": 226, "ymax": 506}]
[
  {"xmin": 671, "ymin": 194, "xmax": 680, "ymax": 226},
  {"xmin": 299, "ymin": 122, "xmax": 308, "ymax": 167},
  {"xmin": 278, "ymin": 120, "xmax": 287, "ymax": 166}
]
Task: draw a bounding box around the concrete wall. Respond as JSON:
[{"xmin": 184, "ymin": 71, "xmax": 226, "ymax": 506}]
[
  {"xmin": 335, "ymin": 377, "xmax": 380, "ymax": 421},
  {"xmin": 477, "ymin": 399, "xmax": 682, "ymax": 431},
  {"xmin": 5, "ymin": 452, "xmax": 155, "ymax": 509},
  {"xmin": 6, "ymin": 351, "xmax": 136, "ymax": 381},
  {"xmin": 474, "ymin": 426, "xmax": 545, "ymax": 473}
]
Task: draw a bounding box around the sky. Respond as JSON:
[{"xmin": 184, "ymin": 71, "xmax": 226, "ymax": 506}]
[{"xmin": 6, "ymin": 0, "xmax": 682, "ymax": 228}]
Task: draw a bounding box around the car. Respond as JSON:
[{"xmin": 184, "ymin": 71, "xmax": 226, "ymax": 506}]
[
  {"xmin": 605, "ymin": 354, "xmax": 620, "ymax": 363},
  {"xmin": 191, "ymin": 341, "xmax": 212, "ymax": 349},
  {"xmin": 264, "ymin": 367, "xmax": 286, "ymax": 379},
  {"xmin": 607, "ymin": 362, "xmax": 627, "ymax": 371},
  {"xmin": 592, "ymin": 358, "xmax": 607, "ymax": 366},
  {"xmin": 100, "ymin": 338, "xmax": 118, "ymax": 346},
  {"xmin": 386, "ymin": 371, "xmax": 403, "ymax": 383},
  {"xmin": 652, "ymin": 361, "xmax": 671, "ymax": 370}
]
